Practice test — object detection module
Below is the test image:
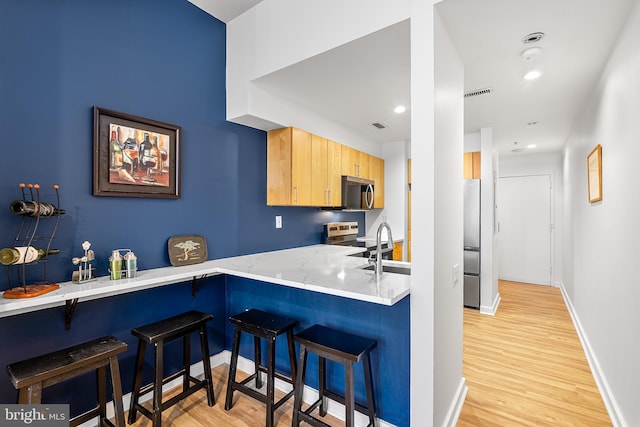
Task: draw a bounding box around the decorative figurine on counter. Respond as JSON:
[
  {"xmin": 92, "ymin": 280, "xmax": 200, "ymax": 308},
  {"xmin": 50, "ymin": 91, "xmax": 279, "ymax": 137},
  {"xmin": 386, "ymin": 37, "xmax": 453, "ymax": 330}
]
[{"xmin": 72, "ymin": 240, "xmax": 96, "ymax": 283}]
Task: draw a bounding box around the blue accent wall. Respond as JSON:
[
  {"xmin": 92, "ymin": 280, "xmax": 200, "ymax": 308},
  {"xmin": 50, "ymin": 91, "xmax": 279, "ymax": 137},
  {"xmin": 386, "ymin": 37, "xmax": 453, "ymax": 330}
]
[{"xmin": 0, "ymin": 0, "xmax": 389, "ymax": 420}]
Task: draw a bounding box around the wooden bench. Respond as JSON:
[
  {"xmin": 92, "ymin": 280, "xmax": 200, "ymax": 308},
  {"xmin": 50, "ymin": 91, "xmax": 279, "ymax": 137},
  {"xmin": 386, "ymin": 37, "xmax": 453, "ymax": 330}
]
[{"xmin": 6, "ymin": 335, "xmax": 127, "ymax": 427}]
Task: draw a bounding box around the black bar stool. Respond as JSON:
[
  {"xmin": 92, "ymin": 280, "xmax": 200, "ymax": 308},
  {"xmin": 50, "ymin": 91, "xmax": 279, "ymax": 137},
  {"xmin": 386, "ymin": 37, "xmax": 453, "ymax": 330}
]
[
  {"xmin": 224, "ymin": 309, "xmax": 298, "ymax": 427},
  {"xmin": 128, "ymin": 310, "xmax": 215, "ymax": 427},
  {"xmin": 6, "ymin": 335, "xmax": 128, "ymax": 427},
  {"xmin": 292, "ymin": 324, "xmax": 377, "ymax": 427}
]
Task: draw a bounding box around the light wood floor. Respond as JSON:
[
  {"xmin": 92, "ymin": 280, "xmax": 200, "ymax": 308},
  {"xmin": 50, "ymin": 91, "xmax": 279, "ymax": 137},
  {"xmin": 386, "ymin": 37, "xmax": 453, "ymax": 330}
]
[
  {"xmin": 125, "ymin": 366, "xmax": 343, "ymax": 426},
  {"xmin": 458, "ymin": 280, "xmax": 611, "ymax": 426},
  {"xmin": 122, "ymin": 280, "xmax": 610, "ymax": 426}
]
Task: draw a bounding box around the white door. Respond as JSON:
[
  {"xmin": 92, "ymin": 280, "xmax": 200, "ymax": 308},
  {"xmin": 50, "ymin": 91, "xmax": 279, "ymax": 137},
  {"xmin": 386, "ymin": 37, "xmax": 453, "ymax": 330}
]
[{"xmin": 498, "ymin": 175, "xmax": 552, "ymax": 286}]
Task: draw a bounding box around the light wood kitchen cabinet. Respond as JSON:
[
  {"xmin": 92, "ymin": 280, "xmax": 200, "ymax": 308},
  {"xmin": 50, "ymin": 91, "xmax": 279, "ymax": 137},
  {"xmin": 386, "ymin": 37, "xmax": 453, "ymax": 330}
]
[
  {"xmin": 393, "ymin": 241, "xmax": 403, "ymax": 261},
  {"xmin": 267, "ymin": 126, "xmax": 384, "ymax": 208},
  {"xmin": 267, "ymin": 127, "xmax": 312, "ymax": 206},
  {"xmin": 369, "ymin": 155, "xmax": 384, "ymax": 208},
  {"xmin": 311, "ymin": 135, "xmax": 342, "ymax": 207},
  {"xmin": 464, "ymin": 151, "xmax": 481, "ymax": 179},
  {"xmin": 341, "ymin": 145, "xmax": 369, "ymax": 179}
]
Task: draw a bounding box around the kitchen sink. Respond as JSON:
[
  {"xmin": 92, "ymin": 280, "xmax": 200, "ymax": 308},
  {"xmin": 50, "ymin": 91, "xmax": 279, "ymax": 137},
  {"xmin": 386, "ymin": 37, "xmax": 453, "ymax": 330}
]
[{"xmin": 360, "ymin": 264, "xmax": 411, "ymax": 275}]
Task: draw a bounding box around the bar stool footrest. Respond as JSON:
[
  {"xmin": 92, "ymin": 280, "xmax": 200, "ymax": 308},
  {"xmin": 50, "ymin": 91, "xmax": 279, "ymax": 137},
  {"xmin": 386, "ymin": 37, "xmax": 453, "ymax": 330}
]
[
  {"xmin": 296, "ymin": 408, "xmax": 333, "ymax": 427},
  {"xmin": 255, "ymin": 365, "xmax": 295, "ymax": 385},
  {"xmin": 228, "ymin": 380, "xmax": 295, "ymax": 412},
  {"xmin": 322, "ymin": 388, "xmax": 372, "ymax": 418},
  {"xmin": 135, "ymin": 368, "xmax": 202, "ymax": 398},
  {"xmin": 70, "ymin": 406, "xmax": 117, "ymax": 427}
]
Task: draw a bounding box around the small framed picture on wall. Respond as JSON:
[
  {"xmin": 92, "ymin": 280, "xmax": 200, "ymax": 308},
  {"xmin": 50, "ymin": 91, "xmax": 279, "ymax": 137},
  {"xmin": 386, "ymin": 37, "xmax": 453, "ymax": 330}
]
[{"xmin": 587, "ymin": 144, "xmax": 602, "ymax": 203}]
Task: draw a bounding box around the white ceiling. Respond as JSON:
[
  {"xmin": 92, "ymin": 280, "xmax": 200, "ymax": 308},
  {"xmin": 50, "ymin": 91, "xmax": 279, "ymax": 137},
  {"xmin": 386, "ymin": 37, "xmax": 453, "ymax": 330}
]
[{"xmin": 191, "ymin": 0, "xmax": 636, "ymax": 156}]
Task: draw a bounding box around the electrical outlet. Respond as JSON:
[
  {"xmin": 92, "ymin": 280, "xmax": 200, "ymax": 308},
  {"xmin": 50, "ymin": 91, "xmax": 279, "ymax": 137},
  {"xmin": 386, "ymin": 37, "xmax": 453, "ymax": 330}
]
[
  {"xmin": 452, "ymin": 264, "xmax": 460, "ymax": 286},
  {"xmin": 275, "ymin": 216, "xmax": 282, "ymax": 229}
]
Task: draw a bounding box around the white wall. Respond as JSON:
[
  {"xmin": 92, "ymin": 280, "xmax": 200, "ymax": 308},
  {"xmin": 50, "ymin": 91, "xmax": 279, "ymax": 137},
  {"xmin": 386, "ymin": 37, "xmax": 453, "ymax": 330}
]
[
  {"xmin": 433, "ymin": 7, "xmax": 467, "ymax": 425},
  {"xmin": 365, "ymin": 140, "xmax": 409, "ymax": 243},
  {"xmin": 411, "ymin": 1, "xmax": 438, "ymax": 424},
  {"xmin": 463, "ymin": 132, "xmax": 480, "ymax": 152},
  {"xmin": 479, "ymin": 128, "xmax": 499, "ymax": 313},
  {"xmin": 563, "ymin": 1, "xmax": 640, "ymax": 424},
  {"xmin": 500, "ymin": 152, "xmax": 564, "ymax": 287},
  {"xmin": 226, "ymin": 0, "xmax": 411, "ymax": 157}
]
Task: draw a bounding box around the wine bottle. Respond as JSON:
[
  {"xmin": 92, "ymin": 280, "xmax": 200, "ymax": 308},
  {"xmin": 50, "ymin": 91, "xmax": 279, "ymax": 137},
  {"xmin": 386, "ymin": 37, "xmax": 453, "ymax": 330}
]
[
  {"xmin": 110, "ymin": 129, "xmax": 123, "ymax": 170},
  {"xmin": 9, "ymin": 200, "xmax": 65, "ymax": 216},
  {"xmin": 0, "ymin": 246, "xmax": 61, "ymax": 265}
]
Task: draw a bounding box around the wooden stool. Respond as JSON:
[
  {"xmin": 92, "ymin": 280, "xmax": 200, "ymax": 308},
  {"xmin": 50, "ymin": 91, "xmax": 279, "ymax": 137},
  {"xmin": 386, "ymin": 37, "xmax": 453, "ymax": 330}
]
[
  {"xmin": 6, "ymin": 335, "xmax": 127, "ymax": 427},
  {"xmin": 224, "ymin": 309, "xmax": 298, "ymax": 427},
  {"xmin": 292, "ymin": 324, "xmax": 377, "ymax": 427},
  {"xmin": 128, "ymin": 310, "xmax": 215, "ymax": 427}
]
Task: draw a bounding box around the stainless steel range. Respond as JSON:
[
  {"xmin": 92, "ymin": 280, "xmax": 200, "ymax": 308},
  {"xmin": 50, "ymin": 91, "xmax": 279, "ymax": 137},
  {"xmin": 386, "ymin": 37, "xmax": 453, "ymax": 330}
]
[
  {"xmin": 323, "ymin": 221, "xmax": 393, "ymax": 260},
  {"xmin": 323, "ymin": 221, "xmax": 359, "ymax": 245}
]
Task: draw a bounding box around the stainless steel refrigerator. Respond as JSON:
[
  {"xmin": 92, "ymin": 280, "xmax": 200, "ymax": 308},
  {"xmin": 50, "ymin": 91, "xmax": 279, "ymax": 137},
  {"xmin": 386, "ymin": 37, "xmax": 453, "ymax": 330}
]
[{"xmin": 464, "ymin": 179, "xmax": 481, "ymax": 309}]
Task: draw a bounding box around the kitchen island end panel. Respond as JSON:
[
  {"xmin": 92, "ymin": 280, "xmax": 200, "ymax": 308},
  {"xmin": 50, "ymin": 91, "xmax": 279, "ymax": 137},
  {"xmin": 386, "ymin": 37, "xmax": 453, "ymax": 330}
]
[{"xmin": 225, "ymin": 275, "xmax": 410, "ymax": 427}]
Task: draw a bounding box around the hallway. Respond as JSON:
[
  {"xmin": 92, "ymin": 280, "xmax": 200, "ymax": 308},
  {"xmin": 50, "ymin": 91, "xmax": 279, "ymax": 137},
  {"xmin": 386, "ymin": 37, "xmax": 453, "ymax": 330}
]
[{"xmin": 458, "ymin": 280, "xmax": 611, "ymax": 426}]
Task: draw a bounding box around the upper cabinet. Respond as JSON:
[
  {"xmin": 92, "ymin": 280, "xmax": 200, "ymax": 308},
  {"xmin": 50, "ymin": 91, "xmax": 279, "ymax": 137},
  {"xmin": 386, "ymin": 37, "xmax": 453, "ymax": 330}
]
[
  {"xmin": 341, "ymin": 145, "xmax": 370, "ymax": 179},
  {"xmin": 267, "ymin": 127, "xmax": 312, "ymax": 206},
  {"xmin": 267, "ymin": 127, "xmax": 383, "ymax": 208},
  {"xmin": 369, "ymin": 155, "xmax": 384, "ymax": 208},
  {"xmin": 310, "ymin": 135, "xmax": 342, "ymax": 207},
  {"xmin": 464, "ymin": 151, "xmax": 481, "ymax": 180}
]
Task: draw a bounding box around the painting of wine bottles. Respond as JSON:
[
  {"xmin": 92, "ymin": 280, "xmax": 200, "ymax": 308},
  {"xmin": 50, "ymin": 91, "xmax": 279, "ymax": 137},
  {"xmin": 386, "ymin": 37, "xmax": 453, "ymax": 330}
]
[
  {"xmin": 108, "ymin": 124, "xmax": 170, "ymax": 187},
  {"xmin": 93, "ymin": 107, "xmax": 181, "ymax": 199}
]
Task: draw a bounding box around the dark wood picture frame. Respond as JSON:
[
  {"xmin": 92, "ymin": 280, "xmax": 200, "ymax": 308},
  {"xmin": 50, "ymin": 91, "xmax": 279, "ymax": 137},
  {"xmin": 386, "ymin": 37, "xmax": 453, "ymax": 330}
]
[
  {"xmin": 93, "ymin": 106, "xmax": 181, "ymax": 198},
  {"xmin": 587, "ymin": 144, "xmax": 602, "ymax": 203}
]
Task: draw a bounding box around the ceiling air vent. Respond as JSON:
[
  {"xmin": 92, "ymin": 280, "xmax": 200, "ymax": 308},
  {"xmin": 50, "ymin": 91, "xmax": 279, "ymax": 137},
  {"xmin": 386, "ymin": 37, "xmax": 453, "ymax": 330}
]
[
  {"xmin": 464, "ymin": 87, "xmax": 493, "ymax": 98},
  {"xmin": 371, "ymin": 122, "xmax": 387, "ymax": 129}
]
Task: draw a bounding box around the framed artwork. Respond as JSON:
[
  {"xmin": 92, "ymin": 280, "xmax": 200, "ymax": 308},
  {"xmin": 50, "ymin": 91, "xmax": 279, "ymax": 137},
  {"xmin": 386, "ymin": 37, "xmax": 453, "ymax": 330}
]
[
  {"xmin": 587, "ymin": 144, "xmax": 602, "ymax": 203},
  {"xmin": 167, "ymin": 235, "xmax": 208, "ymax": 266},
  {"xmin": 93, "ymin": 106, "xmax": 181, "ymax": 198}
]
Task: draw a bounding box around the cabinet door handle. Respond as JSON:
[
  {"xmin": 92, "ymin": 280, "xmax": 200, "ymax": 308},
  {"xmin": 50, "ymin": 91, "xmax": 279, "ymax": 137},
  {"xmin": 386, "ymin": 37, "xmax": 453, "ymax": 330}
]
[
  {"xmin": 328, "ymin": 189, "xmax": 332, "ymax": 205},
  {"xmin": 294, "ymin": 185, "xmax": 298, "ymax": 204}
]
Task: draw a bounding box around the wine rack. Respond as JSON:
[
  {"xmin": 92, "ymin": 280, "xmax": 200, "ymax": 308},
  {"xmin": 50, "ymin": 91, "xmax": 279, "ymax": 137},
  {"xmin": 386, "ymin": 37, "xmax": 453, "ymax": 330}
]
[{"xmin": 3, "ymin": 183, "xmax": 63, "ymax": 292}]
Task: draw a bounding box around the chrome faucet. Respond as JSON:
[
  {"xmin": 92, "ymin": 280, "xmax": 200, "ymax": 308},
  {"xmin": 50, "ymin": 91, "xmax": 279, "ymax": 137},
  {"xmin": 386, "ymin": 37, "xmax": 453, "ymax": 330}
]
[{"xmin": 369, "ymin": 221, "xmax": 394, "ymax": 275}]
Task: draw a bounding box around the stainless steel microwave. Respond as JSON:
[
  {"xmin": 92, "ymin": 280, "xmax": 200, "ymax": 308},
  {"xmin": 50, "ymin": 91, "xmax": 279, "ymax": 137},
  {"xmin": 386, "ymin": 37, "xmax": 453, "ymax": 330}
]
[{"xmin": 341, "ymin": 175, "xmax": 375, "ymax": 210}]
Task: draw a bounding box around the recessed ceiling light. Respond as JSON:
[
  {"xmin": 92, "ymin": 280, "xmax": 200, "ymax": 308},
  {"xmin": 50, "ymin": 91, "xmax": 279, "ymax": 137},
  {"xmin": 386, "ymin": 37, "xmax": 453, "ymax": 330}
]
[
  {"xmin": 522, "ymin": 32, "xmax": 545, "ymax": 44},
  {"xmin": 394, "ymin": 105, "xmax": 406, "ymax": 114},
  {"xmin": 524, "ymin": 70, "xmax": 542, "ymax": 80},
  {"xmin": 527, "ymin": 144, "xmax": 537, "ymax": 149}
]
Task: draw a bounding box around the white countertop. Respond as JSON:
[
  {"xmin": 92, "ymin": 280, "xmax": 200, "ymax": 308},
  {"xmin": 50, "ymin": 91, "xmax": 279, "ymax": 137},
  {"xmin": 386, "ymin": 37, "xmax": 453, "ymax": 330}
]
[{"xmin": 0, "ymin": 245, "xmax": 411, "ymax": 319}]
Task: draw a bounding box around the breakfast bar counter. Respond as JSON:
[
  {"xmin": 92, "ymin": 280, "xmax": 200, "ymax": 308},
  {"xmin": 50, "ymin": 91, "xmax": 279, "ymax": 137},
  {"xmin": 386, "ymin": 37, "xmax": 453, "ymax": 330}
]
[
  {"xmin": 0, "ymin": 244, "xmax": 411, "ymax": 319},
  {"xmin": 0, "ymin": 244, "xmax": 411, "ymax": 426}
]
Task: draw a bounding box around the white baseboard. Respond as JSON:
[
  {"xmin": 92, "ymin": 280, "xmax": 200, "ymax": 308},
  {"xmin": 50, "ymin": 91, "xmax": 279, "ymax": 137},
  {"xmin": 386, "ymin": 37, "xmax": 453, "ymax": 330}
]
[
  {"xmin": 479, "ymin": 292, "xmax": 501, "ymax": 316},
  {"xmin": 442, "ymin": 377, "xmax": 468, "ymax": 427},
  {"xmin": 81, "ymin": 350, "xmax": 394, "ymax": 427},
  {"xmin": 558, "ymin": 282, "xmax": 626, "ymax": 427}
]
